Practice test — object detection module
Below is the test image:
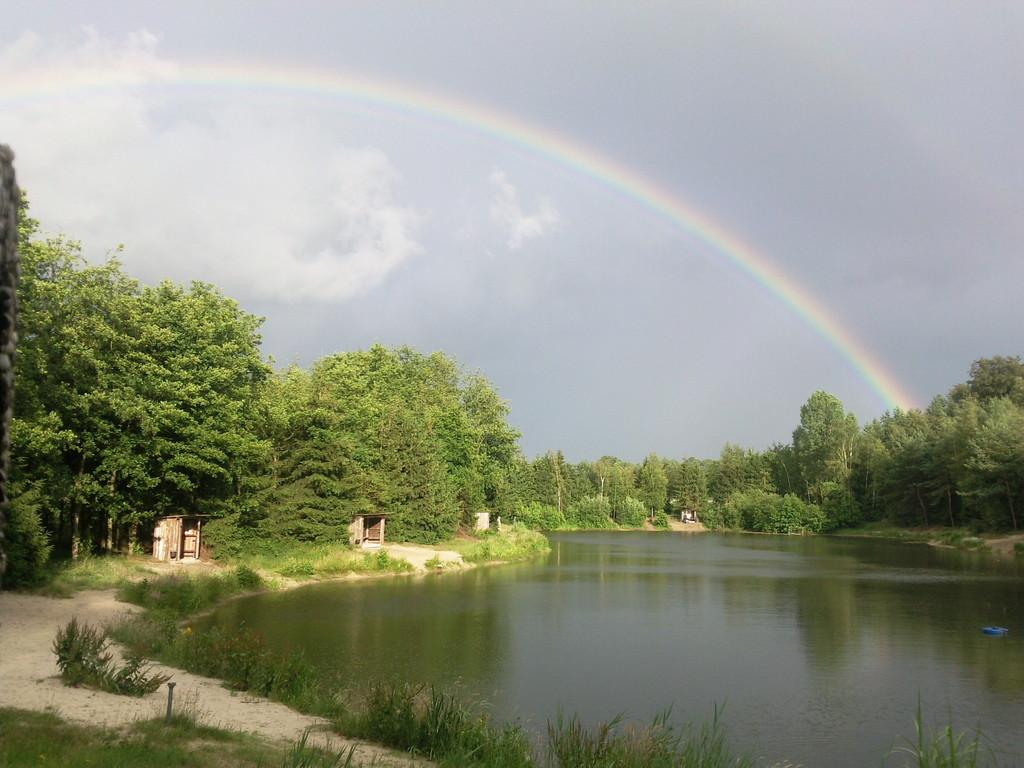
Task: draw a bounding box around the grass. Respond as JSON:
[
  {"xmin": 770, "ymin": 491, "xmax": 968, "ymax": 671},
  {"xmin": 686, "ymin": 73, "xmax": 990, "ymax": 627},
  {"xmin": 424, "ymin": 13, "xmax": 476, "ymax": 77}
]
[
  {"xmin": 886, "ymin": 701, "xmax": 995, "ymax": 767},
  {"xmin": 0, "ymin": 707, "xmax": 364, "ymax": 768},
  {"xmin": 341, "ymin": 683, "xmax": 532, "ymax": 768},
  {"xmin": 117, "ymin": 566, "xmax": 265, "ymax": 618},
  {"xmin": 228, "ymin": 544, "xmax": 415, "ymax": 580},
  {"xmin": 546, "ymin": 707, "xmax": 752, "ymax": 768},
  {"xmin": 34, "ymin": 553, "xmax": 158, "ymax": 597},
  {"xmin": 444, "ymin": 524, "xmax": 550, "ymax": 564}
]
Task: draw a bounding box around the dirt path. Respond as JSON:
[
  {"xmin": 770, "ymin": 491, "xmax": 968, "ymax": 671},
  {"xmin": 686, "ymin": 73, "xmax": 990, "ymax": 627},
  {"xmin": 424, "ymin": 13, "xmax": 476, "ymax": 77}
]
[{"xmin": 0, "ymin": 589, "xmax": 422, "ymax": 766}]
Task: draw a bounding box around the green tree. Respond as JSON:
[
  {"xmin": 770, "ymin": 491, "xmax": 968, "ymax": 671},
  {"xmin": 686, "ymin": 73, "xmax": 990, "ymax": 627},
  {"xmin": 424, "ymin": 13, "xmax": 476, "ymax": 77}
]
[
  {"xmin": 636, "ymin": 453, "xmax": 668, "ymax": 517},
  {"xmin": 792, "ymin": 391, "xmax": 859, "ymax": 501}
]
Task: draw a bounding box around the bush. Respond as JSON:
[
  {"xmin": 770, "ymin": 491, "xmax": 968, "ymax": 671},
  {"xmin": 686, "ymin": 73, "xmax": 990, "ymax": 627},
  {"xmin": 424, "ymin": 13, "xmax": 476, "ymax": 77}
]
[
  {"xmin": 652, "ymin": 511, "xmax": 669, "ymax": 529},
  {"xmin": 614, "ymin": 497, "xmax": 648, "ymax": 528},
  {"xmin": 2, "ymin": 490, "xmax": 52, "ymax": 587},
  {"xmin": 52, "ymin": 618, "xmax": 168, "ymax": 695},
  {"xmin": 566, "ymin": 496, "xmax": 614, "ymax": 529},
  {"xmin": 820, "ymin": 483, "xmax": 862, "ymax": 530},
  {"xmin": 715, "ymin": 490, "xmax": 824, "ymax": 534},
  {"xmin": 515, "ymin": 502, "xmax": 566, "ymax": 530}
]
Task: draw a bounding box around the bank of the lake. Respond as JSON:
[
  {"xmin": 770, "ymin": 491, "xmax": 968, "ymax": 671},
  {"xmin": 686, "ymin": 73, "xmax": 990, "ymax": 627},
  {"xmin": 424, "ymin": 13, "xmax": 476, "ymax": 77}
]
[{"xmin": 198, "ymin": 530, "xmax": 1024, "ymax": 767}]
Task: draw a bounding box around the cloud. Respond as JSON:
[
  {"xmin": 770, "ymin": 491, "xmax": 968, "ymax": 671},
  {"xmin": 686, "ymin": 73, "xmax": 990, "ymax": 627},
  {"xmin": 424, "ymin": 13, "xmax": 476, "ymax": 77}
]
[
  {"xmin": 489, "ymin": 169, "xmax": 559, "ymax": 250},
  {"xmin": 0, "ymin": 30, "xmax": 420, "ymax": 302}
]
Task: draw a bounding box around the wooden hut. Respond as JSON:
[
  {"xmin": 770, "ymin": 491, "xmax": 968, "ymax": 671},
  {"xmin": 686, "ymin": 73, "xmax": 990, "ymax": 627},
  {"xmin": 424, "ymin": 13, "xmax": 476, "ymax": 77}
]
[
  {"xmin": 349, "ymin": 513, "xmax": 388, "ymax": 548},
  {"xmin": 153, "ymin": 515, "xmax": 209, "ymax": 561}
]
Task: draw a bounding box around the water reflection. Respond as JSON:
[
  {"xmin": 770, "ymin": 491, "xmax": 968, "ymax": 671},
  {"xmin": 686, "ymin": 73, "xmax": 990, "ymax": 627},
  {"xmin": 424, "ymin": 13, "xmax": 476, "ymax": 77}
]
[{"xmin": 200, "ymin": 532, "xmax": 1023, "ymax": 767}]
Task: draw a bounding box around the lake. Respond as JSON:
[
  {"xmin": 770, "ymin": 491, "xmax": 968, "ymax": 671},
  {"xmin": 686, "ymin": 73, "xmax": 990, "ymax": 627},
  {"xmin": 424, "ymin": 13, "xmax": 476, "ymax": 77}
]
[{"xmin": 200, "ymin": 532, "xmax": 1024, "ymax": 765}]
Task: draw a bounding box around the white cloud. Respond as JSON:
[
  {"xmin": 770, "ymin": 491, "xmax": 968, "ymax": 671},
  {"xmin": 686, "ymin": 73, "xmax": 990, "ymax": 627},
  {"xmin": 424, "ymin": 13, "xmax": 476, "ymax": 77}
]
[
  {"xmin": 489, "ymin": 169, "xmax": 559, "ymax": 250},
  {"xmin": 0, "ymin": 30, "xmax": 420, "ymax": 302}
]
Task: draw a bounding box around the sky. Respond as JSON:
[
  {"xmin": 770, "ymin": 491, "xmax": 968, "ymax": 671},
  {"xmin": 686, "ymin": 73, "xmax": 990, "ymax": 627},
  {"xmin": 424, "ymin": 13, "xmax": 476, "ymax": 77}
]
[{"xmin": 2, "ymin": 1, "xmax": 1022, "ymax": 460}]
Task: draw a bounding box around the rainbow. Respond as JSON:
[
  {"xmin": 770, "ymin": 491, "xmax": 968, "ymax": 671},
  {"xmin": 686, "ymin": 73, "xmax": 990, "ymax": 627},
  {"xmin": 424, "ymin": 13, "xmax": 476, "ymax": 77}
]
[{"xmin": 3, "ymin": 58, "xmax": 916, "ymax": 411}]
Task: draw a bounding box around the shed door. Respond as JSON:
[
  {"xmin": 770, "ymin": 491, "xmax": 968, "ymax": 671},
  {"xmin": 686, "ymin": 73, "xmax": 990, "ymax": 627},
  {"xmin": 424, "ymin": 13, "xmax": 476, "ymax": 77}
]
[
  {"xmin": 182, "ymin": 525, "xmax": 199, "ymax": 558},
  {"xmin": 364, "ymin": 517, "xmax": 383, "ymax": 543}
]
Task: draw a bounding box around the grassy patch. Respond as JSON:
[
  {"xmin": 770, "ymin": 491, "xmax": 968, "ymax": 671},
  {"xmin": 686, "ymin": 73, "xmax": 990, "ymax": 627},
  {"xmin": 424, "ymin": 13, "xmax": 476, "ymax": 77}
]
[
  {"xmin": 117, "ymin": 566, "xmax": 265, "ymax": 618},
  {"xmin": 0, "ymin": 707, "xmax": 359, "ymax": 768},
  {"xmin": 447, "ymin": 524, "xmax": 550, "ymax": 564},
  {"xmin": 230, "ymin": 543, "xmax": 414, "ymax": 580},
  {"xmin": 341, "ymin": 682, "xmax": 532, "ymax": 768},
  {"xmin": 34, "ymin": 553, "xmax": 157, "ymax": 597},
  {"xmin": 831, "ymin": 523, "xmax": 953, "ymax": 543}
]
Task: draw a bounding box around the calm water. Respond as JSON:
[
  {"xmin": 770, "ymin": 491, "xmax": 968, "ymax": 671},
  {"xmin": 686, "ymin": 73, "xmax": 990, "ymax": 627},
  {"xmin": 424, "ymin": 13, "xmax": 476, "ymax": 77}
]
[{"xmin": 201, "ymin": 533, "xmax": 1024, "ymax": 765}]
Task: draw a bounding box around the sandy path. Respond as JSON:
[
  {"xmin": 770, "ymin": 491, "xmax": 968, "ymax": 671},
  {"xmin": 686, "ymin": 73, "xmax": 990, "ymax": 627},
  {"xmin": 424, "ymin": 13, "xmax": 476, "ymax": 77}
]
[{"xmin": 0, "ymin": 589, "xmax": 422, "ymax": 766}]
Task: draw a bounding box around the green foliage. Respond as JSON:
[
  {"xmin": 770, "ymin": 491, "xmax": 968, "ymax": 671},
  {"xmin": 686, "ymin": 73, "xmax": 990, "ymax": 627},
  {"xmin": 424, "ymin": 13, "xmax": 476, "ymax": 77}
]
[
  {"xmin": 820, "ymin": 482, "xmax": 862, "ymax": 530},
  {"xmin": 515, "ymin": 501, "xmax": 566, "ymax": 530},
  {"xmin": 636, "ymin": 454, "xmax": 668, "ymax": 515},
  {"xmin": 52, "ymin": 618, "xmax": 168, "ymax": 695},
  {"xmin": 717, "ymin": 490, "xmax": 825, "ymax": 534},
  {"xmin": 343, "ymin": 683, "xmax": 532, "ymax": 768},
  {"xmin": 793, "ymin": 391, "xmax": 859, "ymax": 499},
  {"xmin": 458, "ymin": 524, "xmax": 550, "ymax": 563},
  {"xmin": 1, "ymin": 490, "xmax": 52, "ymax": 586},
  {"xmin": 566, "ymin": 496, "xmax": 614, "ymax": 529},
  {"xmin": 615, "ymin": 497, "xmax": 648, "ymax": 528},
  {"xmin": 652, "ymin": 511, "xmax": 669, "ymax": 529},
  {"xmin": 886, "ymin": 701, "xmax": 992, "ymax": 768},
  {"xmin": 117, "ymin": 569, "xmax": 262, "ymax": 618}
]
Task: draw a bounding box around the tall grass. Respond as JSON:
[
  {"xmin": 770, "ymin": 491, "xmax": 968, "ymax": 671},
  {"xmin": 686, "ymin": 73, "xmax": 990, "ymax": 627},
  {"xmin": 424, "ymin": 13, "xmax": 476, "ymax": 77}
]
[
  {"xmin": 117, "ymin": 566, "xmax": 264, "ymax": 617},
  {"xmin": 52, "ymin": 617, "xmax": 169, "ymax": 695},
  {"xmin": 546, "ymin": 707, "xmax": 752, "ymax": 768},
  {"xmin": 456, "ymin": 524, "xmax": 550, "ymax": 564},
  {"xmin": 340, "ymin": 683, "xmax": 532, "ymax": 768},
  {"xmin": 888, "ymin": 701, "xmax": 994, "ymax": 767}
]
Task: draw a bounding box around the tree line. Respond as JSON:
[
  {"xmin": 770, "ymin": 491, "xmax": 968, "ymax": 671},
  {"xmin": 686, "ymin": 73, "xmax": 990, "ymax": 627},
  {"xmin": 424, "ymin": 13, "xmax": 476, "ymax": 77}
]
[
  {"xmin": 509, "ymin": 360, "xmax": 1024, "ymax": 536},
  {"xmin": 2, "ymin": 201, "xmax": 1021, "ymax": 586}
]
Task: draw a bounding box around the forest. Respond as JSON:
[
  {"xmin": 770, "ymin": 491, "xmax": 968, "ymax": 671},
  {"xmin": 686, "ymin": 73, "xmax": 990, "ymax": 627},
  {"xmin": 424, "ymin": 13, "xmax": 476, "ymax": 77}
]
[{"xmin": 3, "ymin": 200, "xmax": 1023, "ymax": 586}]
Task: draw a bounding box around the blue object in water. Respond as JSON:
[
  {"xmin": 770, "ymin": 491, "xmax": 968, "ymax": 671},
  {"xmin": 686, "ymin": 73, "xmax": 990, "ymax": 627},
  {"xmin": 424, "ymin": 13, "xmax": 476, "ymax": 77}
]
[{"xmin": 982, "ymin": 626, "xmax": 1009, "ymax": 636}]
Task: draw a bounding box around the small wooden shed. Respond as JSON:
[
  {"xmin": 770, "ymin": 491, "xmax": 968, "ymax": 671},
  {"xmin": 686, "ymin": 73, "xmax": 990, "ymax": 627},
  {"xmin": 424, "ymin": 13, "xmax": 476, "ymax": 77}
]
[
  {"xmin": 349, "ymin": 513, "xmax": 388, "ymax": 548},
  {"xmin": 153, "ymin": 515, "xmax": 209, "ymax": 561}
]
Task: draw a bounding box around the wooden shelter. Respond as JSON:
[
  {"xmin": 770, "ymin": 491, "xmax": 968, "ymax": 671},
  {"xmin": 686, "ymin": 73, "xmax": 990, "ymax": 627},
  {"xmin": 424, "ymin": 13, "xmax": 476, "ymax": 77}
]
[
  {"xmin": 349, "ymin": 513, "xmax": 388, "ymax": 548},
  {"xmin": 153, "ymin": 515, "xmax": 209, "ymax": 561}
]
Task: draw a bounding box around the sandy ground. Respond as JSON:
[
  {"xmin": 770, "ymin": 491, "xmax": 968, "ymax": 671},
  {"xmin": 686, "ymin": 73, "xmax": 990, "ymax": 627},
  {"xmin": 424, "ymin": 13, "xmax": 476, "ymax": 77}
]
[
  {"xmin": 0, "ymin": 588, "xmax": 423, "ymax": 766},
  {"xmin": 984, "ymin": 531, "xmax": 1024, "ymax": 557},
  {"xmin": 666, "ymin": 518, "xmax": 707, "ymax": 533},
  {"xmin": 383, "ymin": 543, "xmax": 463, "ymax": 569}
]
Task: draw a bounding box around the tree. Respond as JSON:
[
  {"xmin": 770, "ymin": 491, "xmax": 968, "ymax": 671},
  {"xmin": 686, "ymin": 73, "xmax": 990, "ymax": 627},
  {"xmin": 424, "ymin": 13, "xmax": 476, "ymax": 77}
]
[
  {"xmin": 792, "ymin": 391, "xmax": 859, "ymax": 501},
  {"xmin": 636, "ymin": 454, "xmax": 668, "ymax": 517}
]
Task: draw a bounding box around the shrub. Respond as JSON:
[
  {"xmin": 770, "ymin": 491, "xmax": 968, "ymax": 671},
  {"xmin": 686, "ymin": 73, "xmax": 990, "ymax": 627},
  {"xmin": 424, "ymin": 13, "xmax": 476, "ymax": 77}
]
[
  {"xmin": 52, "ymin": 618, "xmax": 168, "ymax": 695},
  {"xmin": 820, "ymin": 482, "xmax": 862, "ymax": 530},
  {"xmin": 566, "ymin": 496, "xmax": 614, "ymax": 529},
  {"xmin": 717, "ymin": 490, "xmax": 824, "ymax": 534},
  {"xmin": 234, "ymin": 565, "xmax": 264, "ymax": 590},
  {"xmin": 2, "ymin": 490, "xmax": 52, "ymax": 587},
  {"xmin": 515, "ymin": 501, "xmax": 566, "ymax": 530},
  {"xmin": 1014, "ymin": 542, "xmax": 1024, "ymax": 556},
  {"xmin": 614, "ymin": 497, "xmax": 648, "ymax": 528},
  {"xmin": 653, "ymin": 511, "xmax": 669, "ymax": 529}
]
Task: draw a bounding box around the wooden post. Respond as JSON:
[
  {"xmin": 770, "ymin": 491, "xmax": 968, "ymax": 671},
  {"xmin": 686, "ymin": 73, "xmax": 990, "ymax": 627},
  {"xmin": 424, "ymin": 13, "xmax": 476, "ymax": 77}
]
[{"xmin": 165, "ymin": 681, "xmax": 177, "ymax": 722}]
